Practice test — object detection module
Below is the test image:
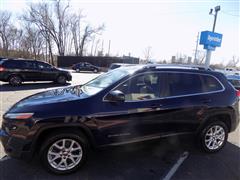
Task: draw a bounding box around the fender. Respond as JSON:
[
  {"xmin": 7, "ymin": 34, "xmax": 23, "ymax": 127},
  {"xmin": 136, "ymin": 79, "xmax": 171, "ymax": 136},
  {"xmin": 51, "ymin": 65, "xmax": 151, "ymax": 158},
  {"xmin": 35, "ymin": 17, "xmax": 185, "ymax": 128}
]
[{"xmin": 197, "ymin": 109, "xmax": 234, "ymax": 133}]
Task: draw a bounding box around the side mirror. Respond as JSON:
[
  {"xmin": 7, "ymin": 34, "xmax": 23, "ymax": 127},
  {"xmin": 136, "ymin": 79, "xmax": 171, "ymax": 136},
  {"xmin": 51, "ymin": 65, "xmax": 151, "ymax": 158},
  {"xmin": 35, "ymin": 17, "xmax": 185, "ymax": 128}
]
[{"xmin": 105, "ymin": 90, "xmax": 125, "ymax": 102}]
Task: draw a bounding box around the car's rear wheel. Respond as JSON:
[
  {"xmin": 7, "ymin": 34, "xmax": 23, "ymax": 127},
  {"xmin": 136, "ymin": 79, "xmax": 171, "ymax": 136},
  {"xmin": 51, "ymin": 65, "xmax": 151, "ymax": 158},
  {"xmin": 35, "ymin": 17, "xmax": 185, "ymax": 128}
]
[
  {"xmin": 40, "ymin": 132, "xmax": 88, "ymax": 174},
  {"xmin": 199, "ymin": 121, "xmax": 228, "ymax": 153},
  {"xmin": 56, "ymin": 75, "xmax": 67, "ymax": 85},
  {"xmin": 8, "ymin": 75, "xmax": 22, "ymax": 86}
]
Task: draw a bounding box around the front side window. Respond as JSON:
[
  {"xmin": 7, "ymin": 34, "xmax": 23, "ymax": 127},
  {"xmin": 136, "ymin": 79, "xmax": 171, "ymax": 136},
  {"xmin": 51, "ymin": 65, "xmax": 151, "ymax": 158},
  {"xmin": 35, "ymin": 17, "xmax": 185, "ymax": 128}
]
[
  {"xmin": 113, "ymin": 73, "xmax": 161, "ymax": 101},
  {"xmin": 82, "ymin": 67, "xmax": 140, "ymax": 96},
  {"xmin": 37, "ymin": 62, "xmax": 52, "ymax": 69}
]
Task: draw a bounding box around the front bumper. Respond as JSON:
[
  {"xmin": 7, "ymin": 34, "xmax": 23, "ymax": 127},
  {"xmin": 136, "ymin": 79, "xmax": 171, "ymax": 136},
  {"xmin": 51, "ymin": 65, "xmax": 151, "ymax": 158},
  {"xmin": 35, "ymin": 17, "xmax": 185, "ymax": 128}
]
[
  {"xmin": 67, "ymin": 74, "xmax": 72, "ymax": 81},
  {"xmin": 0, "ymin": 128, "xmax": 33, "ymax": 160}
]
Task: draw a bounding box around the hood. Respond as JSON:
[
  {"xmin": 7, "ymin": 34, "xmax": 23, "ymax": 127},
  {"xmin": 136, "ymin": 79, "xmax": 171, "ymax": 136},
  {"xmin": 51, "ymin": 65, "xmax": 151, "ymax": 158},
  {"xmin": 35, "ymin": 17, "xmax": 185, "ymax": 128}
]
[{"xmin": 12, "ymin": 85, "xmax": 88, "ymax": 109}]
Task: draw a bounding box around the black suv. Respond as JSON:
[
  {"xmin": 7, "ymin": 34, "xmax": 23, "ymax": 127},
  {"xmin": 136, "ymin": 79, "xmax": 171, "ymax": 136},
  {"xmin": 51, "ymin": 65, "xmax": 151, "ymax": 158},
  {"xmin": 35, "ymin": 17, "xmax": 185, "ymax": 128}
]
[
  {"xmin": 72, "ymin": 62, "xmax": 100, "ymax": 73},
  {"xmin": 0, "ymin": 59, "xmax": 72, "ymax": 85},
  {"xmin": 0, "ymin": 65, "xmax": 239, "ymax": 174}
]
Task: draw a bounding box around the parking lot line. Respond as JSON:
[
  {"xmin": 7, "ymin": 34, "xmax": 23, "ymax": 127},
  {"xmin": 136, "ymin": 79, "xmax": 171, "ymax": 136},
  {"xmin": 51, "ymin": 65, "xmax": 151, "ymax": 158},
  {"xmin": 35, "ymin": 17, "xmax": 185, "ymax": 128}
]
[{"xmin": 162, "ymin": 151, "xmax": 189, "ymax": 180}]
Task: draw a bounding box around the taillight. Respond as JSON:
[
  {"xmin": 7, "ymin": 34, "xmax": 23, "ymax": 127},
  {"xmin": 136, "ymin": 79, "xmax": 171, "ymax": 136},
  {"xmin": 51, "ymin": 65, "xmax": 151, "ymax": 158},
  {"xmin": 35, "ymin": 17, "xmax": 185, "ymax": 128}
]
[
  {"xmin": 236, "ymin": 90, "xmax": 240, "ymax": 97},
  {"xmin": 0, "ymin": 66, "xmax": 5, "ymax": 72}
]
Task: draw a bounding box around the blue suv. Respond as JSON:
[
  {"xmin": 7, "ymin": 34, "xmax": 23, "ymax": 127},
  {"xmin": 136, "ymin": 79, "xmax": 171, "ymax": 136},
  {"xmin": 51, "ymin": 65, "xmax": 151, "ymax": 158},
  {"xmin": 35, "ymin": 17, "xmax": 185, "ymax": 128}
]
[{"xmin": 0, "ymin": 64, "xmax": 239, "ymax": 174}]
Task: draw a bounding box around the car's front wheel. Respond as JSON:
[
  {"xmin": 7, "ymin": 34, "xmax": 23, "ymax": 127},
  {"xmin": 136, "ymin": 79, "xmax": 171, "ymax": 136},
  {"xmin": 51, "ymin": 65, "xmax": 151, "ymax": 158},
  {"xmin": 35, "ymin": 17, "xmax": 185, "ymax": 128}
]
[
  {"xmin": 199, "ymin": 121, "xmax": 228, "ymax": 153},
  {"xmin": 40, "ymin": 132, "xmax": 88, "ymax": 174}
]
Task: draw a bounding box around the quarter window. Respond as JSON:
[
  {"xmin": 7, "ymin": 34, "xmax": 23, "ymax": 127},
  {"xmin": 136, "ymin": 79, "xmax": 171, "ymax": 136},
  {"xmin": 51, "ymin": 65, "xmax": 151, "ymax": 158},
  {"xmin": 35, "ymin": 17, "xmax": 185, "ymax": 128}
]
[{"xmin": 201, "ymin": 75, "xmax": 223, "ymax": 92}]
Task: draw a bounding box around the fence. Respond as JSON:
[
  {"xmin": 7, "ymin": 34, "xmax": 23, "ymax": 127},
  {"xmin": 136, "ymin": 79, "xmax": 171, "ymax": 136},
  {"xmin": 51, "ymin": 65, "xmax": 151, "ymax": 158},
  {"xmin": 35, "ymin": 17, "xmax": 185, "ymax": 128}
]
[{"xmin": 57, "ymin": 56, "xmax": 139, "ymax": 68}]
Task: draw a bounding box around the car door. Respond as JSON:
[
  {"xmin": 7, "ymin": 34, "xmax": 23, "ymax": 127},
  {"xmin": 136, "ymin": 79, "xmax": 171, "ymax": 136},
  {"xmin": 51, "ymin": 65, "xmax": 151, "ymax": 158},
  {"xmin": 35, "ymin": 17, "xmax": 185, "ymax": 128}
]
[
  {"xmin": 84, "ymin": 63, "xmax": 92, "ymax": 71},
  {"xmin": 36, "ymin": 62, "xmax": 56, "ymax": 81},
  {"xmin": 157, "ymin": 72, "xmax": 211, "ymax": 133},
  {"xmin": 96, "ymin": 72, "xmax": 173, "ymax": 144},
  {"xmin": 22, "ymin": 61, "xmax": 40, "ymax": 81}
]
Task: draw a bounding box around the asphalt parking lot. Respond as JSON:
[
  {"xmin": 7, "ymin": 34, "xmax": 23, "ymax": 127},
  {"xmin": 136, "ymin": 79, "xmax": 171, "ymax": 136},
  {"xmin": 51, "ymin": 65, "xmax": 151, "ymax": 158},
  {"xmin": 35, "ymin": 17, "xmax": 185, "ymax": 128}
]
[{"xmin": 0, "ymin": 72, "xmax": 240, "ymax": 180}]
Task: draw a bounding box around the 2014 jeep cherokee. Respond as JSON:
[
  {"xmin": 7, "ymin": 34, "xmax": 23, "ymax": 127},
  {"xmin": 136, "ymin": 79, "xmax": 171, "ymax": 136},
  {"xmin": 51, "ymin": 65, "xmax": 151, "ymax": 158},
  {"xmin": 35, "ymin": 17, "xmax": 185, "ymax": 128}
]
[{"xmin": 0, "ymin": 64, "xmax": 239, "ymax": 174}]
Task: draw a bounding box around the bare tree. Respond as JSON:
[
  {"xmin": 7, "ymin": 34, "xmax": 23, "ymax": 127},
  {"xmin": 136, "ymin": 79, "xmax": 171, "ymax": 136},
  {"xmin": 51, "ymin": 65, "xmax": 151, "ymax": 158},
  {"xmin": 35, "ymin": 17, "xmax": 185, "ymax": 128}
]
[
  {"xmin": 22, "ymin": 1, "xmax": 70, "ymax": 59},
  {"xmin": 22, "ymin": 23, "xmax": 44, "ymax": 59},
  {"xmin": 70, "ymin": 12, "xmax": 83, "ymax": 56},
  {"xmin": 227, "ymin": 56, "xmax": 239, "ymax": 67},
  {"xmin": 0, "ymin": 11, "xmax": 12, "ymax": 56},
  {"xmin": 70, "ymin": 12, "xmax": 105, "ymax": 56},
  {"xmin": 143, "ymin": 46, "xmax": 153, "ymax": 63}
]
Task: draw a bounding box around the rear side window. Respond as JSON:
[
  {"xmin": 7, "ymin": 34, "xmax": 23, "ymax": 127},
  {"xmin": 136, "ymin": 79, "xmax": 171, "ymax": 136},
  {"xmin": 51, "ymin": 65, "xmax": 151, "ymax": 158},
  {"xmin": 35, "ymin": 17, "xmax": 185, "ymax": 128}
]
[
  {"xmin": 166, "ymin": 73, "xmax": 223, "ymax": 97},
  {"xmin": 3, "ymin": 60, "xmax": 26, "ymax": 68},
  {"xmin": 167, "ymin": 73, "xmax": 203, "ymax": 96},
  {"xmin": 201, "ymin": 75, "xmax": 223, "ymax": 92}
]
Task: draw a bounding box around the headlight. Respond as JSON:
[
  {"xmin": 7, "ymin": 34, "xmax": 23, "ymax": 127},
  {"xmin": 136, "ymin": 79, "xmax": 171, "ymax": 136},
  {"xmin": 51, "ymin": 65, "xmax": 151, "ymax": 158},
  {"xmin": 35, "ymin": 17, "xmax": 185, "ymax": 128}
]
[{"xmin": 4, "ymin": 113, "xmax": 34, "ymax": 120}]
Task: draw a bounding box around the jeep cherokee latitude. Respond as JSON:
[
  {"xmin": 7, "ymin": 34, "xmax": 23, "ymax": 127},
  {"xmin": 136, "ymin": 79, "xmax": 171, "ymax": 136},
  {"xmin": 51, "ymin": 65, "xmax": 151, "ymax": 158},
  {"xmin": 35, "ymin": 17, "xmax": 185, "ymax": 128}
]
[{"xmin": 0, "ymin": 64, "xmax": 239, "ymax": 174}]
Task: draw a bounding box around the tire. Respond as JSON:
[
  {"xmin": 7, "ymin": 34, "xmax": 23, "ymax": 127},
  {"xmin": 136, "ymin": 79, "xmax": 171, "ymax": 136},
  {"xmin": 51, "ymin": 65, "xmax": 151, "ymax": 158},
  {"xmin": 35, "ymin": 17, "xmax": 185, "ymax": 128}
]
[
  {"xmin": 76, "ymin": 69, "xmax": 80, "ymax": 72},
  {"xmin": 93, "ymin": 69, "xmax": 98, "ymax": 73},
  {"xmin": 8, "ymin": 75, "xmax": 22, "ymax": 86},
  {"xmin": 56, "ymin": 75, "xmax": 67, "ymax": 85},
  {"xmin": 199, "ymin": 121, "xmax": 228, "ymax": 153},
  {"xmin": 40, "ymin": 131, "xmax": 88, "ymax": 175}
]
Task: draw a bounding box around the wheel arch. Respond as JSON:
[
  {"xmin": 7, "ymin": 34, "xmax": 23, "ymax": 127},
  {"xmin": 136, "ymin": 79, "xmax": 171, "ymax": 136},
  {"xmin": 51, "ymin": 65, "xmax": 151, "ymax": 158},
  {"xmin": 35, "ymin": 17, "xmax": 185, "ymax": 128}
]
[
  {"xmin": 197, "ymin": 113, "xmax": 232, "ymax": 134},
  {"xmin": 33, "ymin": 125, "xmax": 96, "ymax": 155},
  {"xmin": 7, "ymin": 73, "xmax": 24, "ymax": 81}
]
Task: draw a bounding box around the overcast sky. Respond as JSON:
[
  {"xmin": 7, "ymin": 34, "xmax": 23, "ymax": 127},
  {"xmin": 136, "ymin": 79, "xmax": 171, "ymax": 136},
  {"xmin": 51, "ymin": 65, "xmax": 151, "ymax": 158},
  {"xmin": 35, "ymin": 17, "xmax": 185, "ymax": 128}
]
[{"xmin": 0, "ymin": 0, "xmax": 239, "ymax": 65}]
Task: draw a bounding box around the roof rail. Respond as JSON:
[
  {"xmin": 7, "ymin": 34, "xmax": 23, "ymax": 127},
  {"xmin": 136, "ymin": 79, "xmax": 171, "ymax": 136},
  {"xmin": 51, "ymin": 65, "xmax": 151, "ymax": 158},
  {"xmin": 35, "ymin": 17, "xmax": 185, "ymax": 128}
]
[{"xmin": 145, "ymin": 64, "xmax": 213, "ymax": 71}]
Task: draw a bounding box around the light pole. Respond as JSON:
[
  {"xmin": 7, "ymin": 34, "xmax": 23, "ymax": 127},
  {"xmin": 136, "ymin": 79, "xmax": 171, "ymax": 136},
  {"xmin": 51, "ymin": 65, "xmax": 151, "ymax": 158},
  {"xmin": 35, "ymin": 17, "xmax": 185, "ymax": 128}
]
[{"xmin": 205, "ymin": 5, "xmax": 221, "ymax": 69}]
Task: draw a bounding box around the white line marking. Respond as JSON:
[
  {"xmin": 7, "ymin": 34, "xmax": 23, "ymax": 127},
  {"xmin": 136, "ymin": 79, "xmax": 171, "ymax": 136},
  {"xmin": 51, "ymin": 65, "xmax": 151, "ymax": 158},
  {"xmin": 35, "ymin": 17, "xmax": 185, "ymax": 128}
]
[
  {"xmin": 162, "ymin": 151, "xmax": 189, "ymax": 180},
  {"xmin": 0, "ymin": 156, "xmax": 10, "ymax": 162}
]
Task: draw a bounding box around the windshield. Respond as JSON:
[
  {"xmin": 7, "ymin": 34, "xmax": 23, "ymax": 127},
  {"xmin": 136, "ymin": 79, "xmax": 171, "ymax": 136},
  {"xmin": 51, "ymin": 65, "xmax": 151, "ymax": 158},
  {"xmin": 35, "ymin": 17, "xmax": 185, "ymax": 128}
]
[{"xmin": 82, "ymin": 66, "xmax": 140, "ymax": 96}]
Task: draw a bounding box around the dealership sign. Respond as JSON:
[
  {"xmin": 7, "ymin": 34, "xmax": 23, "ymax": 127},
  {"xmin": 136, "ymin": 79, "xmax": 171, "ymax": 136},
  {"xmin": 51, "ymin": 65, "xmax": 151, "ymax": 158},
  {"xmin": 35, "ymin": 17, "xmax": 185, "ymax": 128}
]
[{"xmin": 200, "ymin": 31, "xmax": 223, "ymax": 51}]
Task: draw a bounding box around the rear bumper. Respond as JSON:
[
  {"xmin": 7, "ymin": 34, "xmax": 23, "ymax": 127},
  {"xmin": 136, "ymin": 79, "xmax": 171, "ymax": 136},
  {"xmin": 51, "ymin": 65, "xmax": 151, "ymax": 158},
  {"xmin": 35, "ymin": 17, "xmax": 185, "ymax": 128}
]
[
  {"xmin": 231, "ymin": 100, "xmax": 240, "ymax": 132},
  {"xmin": 0, "ymin": 129, "xmax": 33, "ymax": 160}
]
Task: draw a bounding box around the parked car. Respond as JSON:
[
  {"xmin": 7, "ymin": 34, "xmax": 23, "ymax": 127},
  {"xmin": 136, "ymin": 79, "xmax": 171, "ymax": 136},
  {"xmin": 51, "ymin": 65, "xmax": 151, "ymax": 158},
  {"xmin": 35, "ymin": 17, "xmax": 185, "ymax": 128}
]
[
  {"xmin": 108, "ymin": 63, "xmax": 133, "ymax": 71},
  {"xmin": 0, "ymin": 64, "xmax": 239, "ymax": 174},
  {"xmin": 0, "ymin": 59, "xmax": 72, "ymax": 86},
  {"xmin": 72, "ymin": 62, "xmax": 100, "ymax": 73},
  {"xmin": 227, "ymin": 74, "xmax": 240, "ymax": 90}
]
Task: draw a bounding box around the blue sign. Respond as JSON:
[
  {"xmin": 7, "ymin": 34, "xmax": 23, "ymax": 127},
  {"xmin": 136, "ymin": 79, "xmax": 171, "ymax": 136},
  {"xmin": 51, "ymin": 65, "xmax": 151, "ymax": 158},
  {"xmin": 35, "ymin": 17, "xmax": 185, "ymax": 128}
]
[{"xmin": 200, "ymin": 31, "xmax": 223, "ymax": 51}]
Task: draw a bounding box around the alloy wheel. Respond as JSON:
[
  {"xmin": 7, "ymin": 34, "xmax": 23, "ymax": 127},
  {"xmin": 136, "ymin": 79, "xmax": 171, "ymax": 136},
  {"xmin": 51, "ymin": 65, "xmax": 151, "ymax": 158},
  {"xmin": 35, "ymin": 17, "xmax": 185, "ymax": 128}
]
[
  {"xmin": 47, "ymin": 138, "xmax": 83, "ymax": 171},
  {"xmin": 204, "ymin": 125, "xmax": 226, "ymax": 150}
]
